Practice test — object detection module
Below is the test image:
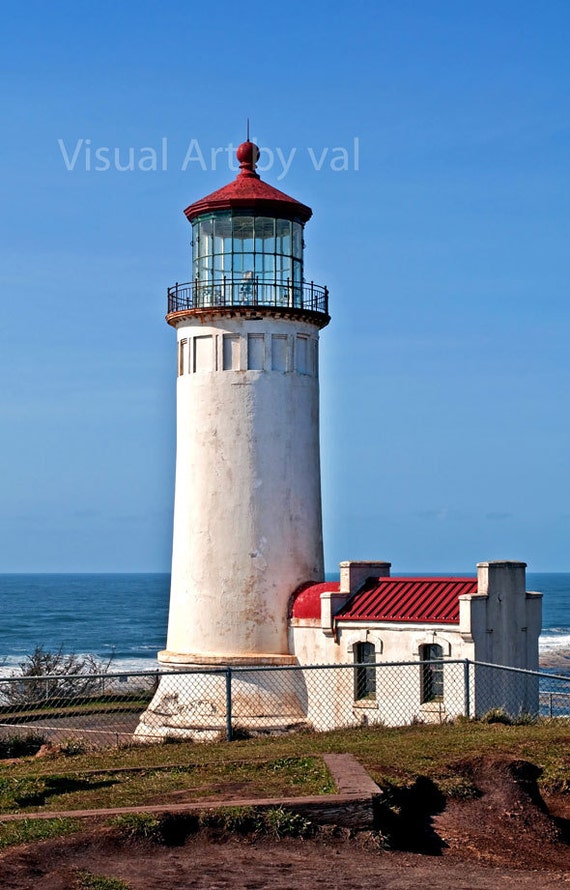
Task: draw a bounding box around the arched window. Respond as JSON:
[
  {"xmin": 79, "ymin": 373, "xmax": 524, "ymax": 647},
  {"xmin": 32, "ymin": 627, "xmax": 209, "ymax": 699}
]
[
  {"xmin": 420, "ymin": 644, "xmax": 444, "ymax": 703},
  {"xmin": 354, "ymin": 642, "xmax": 376, "ymax": 701}
]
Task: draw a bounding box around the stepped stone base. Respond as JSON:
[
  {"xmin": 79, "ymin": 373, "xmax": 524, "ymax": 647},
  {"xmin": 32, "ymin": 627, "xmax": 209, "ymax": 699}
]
[{"xmin": 134, "ymin": 662, "xmax": 309, "ymax": 743}]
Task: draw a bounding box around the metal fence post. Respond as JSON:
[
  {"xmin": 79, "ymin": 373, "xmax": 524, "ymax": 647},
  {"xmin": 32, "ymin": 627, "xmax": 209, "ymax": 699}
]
[
  {"xmin": 225, "ymin": 667, "xmax": 233, "ymax": 741},
  {"xmin": 464, "ymin": 659, "xmax": 471, "ymax": 718}
]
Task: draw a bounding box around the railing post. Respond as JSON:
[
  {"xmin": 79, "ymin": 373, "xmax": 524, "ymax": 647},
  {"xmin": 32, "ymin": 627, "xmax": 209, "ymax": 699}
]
[
  {"xmin": 549, "ymin": 691, "xmax": 553, "ymax": 718},
  {"xmin": 225, "ymin": 667, "xmax": 233, "ymax": 741},
  {"xmin": 464, "ymin": 659, "xmax": 471, "ymax": 718}
]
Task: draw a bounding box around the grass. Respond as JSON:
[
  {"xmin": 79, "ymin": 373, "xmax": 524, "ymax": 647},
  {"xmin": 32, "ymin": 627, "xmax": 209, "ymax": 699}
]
[
  {"xmin": 0, "ymin": 698, "xmax": 152, "ymax": 723},
  {"xmin": 0, "ymin": 817, "xmax": 81, "ymax": 850},
  {"xmin": 74, "ymin": 871, "xmax": 130, "ymax": 890},
  {"xmin": 109, "ymin": 805, "xmax": 314, "ymax": 843},
  {"xmin": 0, "ymin": 754, "xmax": 334, "ymax": 814},
  {"xmin": 0, "ymin": 720, "xmax": 567, "ymax": 843}
]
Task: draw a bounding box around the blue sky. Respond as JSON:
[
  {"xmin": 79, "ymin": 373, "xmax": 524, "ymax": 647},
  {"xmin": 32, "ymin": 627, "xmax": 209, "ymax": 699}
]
[{"xmin": 1, "ymin": 0, "xmax": 569, "ymax": 572}]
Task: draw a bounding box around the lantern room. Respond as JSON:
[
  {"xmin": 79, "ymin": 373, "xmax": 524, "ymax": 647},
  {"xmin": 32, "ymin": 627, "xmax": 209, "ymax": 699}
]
[
  {"xmin": 191, "ymin": 214, "xmax": 304, "ymax": 301},
  {"xmin": 166, "ymin": 140, "xmax": 329, "ymax": 323}
]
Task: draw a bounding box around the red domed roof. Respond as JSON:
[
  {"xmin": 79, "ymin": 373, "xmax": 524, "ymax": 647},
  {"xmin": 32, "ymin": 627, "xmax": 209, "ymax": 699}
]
[
  {"xmin": 290, "ymin": 581, "xmax": 340, "ymax": 620},
  {"xmin": 184, "ymin": 140, "xmax": 312, "ymax": 224}
]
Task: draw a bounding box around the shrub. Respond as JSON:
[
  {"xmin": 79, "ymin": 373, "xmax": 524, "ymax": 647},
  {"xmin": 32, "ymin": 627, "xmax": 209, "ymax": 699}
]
[
  {"xmin": 480, "ymin": 708, "xmax": 512, "ymax": 725},
  {"xmin": 0, "ymin": 732, "xmax": 47, "ymax": 759},
  {"xmin": 59, "ymin": 737, "xmax": 90, "ymax": 757},
  {"xmin": 0, "ymin": 646, "xmax": 114, "ymax": 706},
  {"xmin": 261, "ymin": 806, "xmax": 314, "ymax": 838}
]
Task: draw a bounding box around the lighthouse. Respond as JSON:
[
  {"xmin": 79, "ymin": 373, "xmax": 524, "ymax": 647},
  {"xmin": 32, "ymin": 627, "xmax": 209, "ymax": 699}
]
[
  {"xmin": 135, "ymin": 139, "xmax": 543, "ymax": 742},
  {"xmin": 136, "ymin": 139, "xmax": 330, "ymax": 738}
]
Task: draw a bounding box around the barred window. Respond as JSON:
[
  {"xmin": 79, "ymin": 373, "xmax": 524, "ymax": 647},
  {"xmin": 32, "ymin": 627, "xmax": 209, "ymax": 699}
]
[
  {"xmin": 354, "ymin": 642, "xmax": 376, "ymax": 701},
  {"xmin": 420, "ymin": 644, "xmax": 444, "ymax": 702}
]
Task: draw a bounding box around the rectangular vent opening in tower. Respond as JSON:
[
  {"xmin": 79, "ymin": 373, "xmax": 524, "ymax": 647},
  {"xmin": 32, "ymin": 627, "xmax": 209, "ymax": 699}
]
[
  {"xmin": 194, "ymin": 335, "xmax": 213, "ymax": 373},
  {"xmin": 223, "ymin": 334, "xmax": 240, "ymax": 370},
  {"xmin": 296, "ymin": 335, "xmax": 309, "ymax": 374},
  {"xmin": 272, "ymin": 334, "xmax": 287, "ymax": 371},
  {"xmin": 248, "ymin": 334, "xmax": 265, "ymax": 370}
]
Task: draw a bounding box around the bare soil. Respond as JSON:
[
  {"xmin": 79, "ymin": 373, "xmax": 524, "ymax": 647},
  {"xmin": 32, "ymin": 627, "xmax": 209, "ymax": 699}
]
[{"xmin": 1, "ymin": 755, "xmax": 569, "ymax": 889}]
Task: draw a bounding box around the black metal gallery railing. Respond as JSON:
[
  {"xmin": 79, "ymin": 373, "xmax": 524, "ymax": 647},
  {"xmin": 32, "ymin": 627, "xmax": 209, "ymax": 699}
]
[{"xmin": 167, "ymin": 277, "xmax": 329, "ymax": 316}]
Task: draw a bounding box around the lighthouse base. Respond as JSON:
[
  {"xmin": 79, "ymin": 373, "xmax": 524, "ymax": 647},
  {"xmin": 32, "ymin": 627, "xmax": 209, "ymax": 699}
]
[{"xmin": 134, "ymin": 657, "xmax": 309, "ymax": 743}]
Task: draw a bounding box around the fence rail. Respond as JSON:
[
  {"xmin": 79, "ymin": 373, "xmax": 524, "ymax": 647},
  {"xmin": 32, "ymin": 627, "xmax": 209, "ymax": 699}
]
[
  {"xmin": 167, "ymin": 278, "xmax": 329, "ymax": 317},
  {"xmin": 0, "ymin": 660, "xmax": 568, "ymax": 748}
]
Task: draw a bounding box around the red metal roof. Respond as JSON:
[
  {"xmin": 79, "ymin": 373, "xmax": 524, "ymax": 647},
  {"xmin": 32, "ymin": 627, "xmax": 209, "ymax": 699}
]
[
  {"xmin": 290, "ymin": 582, "xmax": 339, "ymax": 620},
  {"xmin": 184, "ymin": 141, "xmax": 312, "ymax": 223},
  {"xmin": 336, "ymin": 577, "xmax": 478, "ymax": 624}
]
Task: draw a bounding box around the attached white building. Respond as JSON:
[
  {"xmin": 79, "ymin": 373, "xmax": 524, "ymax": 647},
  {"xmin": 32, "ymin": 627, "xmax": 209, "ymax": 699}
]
[{"xmin": 290, "ymin": 559, "xmax": 542, "ymax": 726}]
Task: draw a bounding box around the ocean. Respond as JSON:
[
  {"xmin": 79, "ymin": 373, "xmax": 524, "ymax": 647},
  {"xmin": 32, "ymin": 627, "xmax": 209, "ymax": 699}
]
[{"xmin": 0, "ymin": 573, "xmax": 568, "ymax": 676}]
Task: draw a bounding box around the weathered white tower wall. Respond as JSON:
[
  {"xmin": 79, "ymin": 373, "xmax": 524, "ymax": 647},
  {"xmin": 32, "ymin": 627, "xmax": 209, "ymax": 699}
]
[
  {"xmin": 135, "ymin": 138, "xmax": 330, "ymax": 739},
  {"xmin": 162, "ymin": 316, "xmax": 324, "ymax": 664}
]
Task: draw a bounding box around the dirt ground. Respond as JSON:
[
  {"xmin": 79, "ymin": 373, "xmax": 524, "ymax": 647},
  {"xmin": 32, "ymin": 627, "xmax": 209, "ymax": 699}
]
[
  {"xmin": 1, "ymin": 830, "xmax": 569, "ymax": 890},
  {"xmin": 1, "ymin": 756, "xmax": 569, "ymax": 889}
]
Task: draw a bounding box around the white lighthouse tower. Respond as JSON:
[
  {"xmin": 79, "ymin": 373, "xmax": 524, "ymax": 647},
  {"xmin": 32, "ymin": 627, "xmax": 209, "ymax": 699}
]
[{"xmin": 137, "ymin": 139, "xmax": 330, "ymax": 738}]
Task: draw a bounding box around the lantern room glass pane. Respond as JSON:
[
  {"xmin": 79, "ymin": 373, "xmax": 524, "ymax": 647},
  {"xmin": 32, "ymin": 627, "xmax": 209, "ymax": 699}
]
[
  {"xmin": 276, "ymin": 254, "xmax": 292, "ymax": 280},
  {"xmin": 198, "ymin": 256, "xmax": 212, "ymax": 280},
  {"xmin": 214, "ymin": 214, "xmax": 232, "ymax": 253},
  {"xmin": 292, "ymin": 222, "xmax": 302, "ymax": 259},
  {"xmin": 275, "ymin": 218, "xmax": 291, "ymax": 254},
  {"xmin": 255, "ymin": 217, "xmax": 275, "ymax": 252},
  {"xmin": 233, "ymin": 216, "xmax": 254, "ymax": 252},
  {"xmin": 199, "ymin": 219, "xmax": 214, "ymax": 257}
]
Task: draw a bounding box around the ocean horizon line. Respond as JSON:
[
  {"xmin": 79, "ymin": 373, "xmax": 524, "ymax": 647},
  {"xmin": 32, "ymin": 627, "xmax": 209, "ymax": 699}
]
[{"xmin": 1, "ymin": 570, "xmax": 569, "ymax": 577}]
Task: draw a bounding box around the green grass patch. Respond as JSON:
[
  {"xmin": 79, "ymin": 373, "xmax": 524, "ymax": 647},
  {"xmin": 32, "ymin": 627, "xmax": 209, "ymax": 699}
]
[
  {"xmin": 0, "ymin": 691, "xmax": 154, "ymax": 716},
  {"xmin": 109, "ymin": 805, "xmax": 313, "ymax": 844},
  {"xmin": 74, "ymin": 870, "xmax": 130, "ymax": 890},
  {"xmin": 110, "ymin": 812, "xmax": 163, "ymax": 842},
  {"xmin": 0, "ymin": 755, "xmax": 334, "ymax": 814},
  {"xmin": 0, "ymin": 816, "xmax": 81, "ymax": 850},
  {"xmin": 0, "ymin": 699, "xmax": 152, "ymax": 723},
  {"xmin": 0, "ymin": 721, "xmax": 567, "ymax": 817}
]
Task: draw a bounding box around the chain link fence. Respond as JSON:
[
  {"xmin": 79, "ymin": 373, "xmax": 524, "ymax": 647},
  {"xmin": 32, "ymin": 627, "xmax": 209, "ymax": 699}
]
[{"xmin": 0, "ymin": 660, "xmax": 568, "ymax": 747}]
